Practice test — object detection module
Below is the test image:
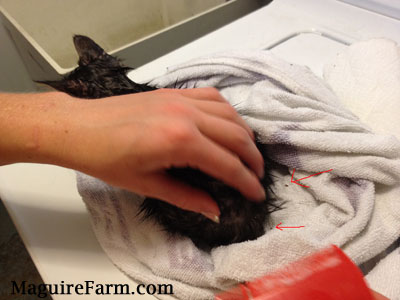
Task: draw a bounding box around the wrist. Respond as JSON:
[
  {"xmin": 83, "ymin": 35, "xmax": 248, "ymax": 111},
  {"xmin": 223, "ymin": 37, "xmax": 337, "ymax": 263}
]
[{"xmin": 0, "ymin": 92, "xmax": 80, "ymax": 167}]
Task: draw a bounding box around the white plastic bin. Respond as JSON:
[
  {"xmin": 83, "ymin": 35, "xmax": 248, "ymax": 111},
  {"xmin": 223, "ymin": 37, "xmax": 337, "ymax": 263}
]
[{"xmin": 0, "ymin": 0, "xmax": 262, "ymax": 80}]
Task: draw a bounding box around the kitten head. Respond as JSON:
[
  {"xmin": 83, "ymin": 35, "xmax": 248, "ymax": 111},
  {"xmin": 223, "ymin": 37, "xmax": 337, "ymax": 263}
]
[{"xmin": 40, "ymin": 35, "xmax": 153, "ymax": 98}]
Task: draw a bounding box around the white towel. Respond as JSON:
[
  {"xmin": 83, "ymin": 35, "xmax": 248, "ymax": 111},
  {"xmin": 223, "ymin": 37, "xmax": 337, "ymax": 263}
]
[
  {"xmin": 324, "ymin": 38, "xmax": 400, "ymax": 141},
  {"xmin": 366, "ymin": 245, "xmax": 400, "ymax": 300},
  {"xmin": 324, "ymin": 38, "xmax": 400, "ymax": 300},
  {"xmin": 77, "ymin": 40, "xmax": 400, "ymax": 300}
]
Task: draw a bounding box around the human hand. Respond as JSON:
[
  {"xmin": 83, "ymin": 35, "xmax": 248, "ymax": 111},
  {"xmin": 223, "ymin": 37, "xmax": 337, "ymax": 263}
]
[{"xmin": 54, "ymin": 88, "xmax": 265, "ymax": 220}]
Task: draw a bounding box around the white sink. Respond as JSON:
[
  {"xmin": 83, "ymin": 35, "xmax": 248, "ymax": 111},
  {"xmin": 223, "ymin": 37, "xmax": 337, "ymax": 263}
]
[{"xmin": 0, "ymin": 0, "xmax": 262, "ymax": 80}]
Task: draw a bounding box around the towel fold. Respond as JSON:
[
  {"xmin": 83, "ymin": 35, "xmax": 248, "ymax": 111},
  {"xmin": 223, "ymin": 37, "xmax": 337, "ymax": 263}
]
[
  {"xmin": 325, "ymin": 38, "xmax": 400, "ymax": 300},
  {"xmin": 366, "ymin": 244, "xmax": 400, "ymax": 300},
  {"xmin": 77, "ymin": 39, "xmax": 400, "ymax": 299}
]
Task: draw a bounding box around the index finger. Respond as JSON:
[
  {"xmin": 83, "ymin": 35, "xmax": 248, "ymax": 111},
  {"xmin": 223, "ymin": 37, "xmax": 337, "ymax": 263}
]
[{"xmin": 167, "ymin": 88, "xmax": 255, "ymax": 140}]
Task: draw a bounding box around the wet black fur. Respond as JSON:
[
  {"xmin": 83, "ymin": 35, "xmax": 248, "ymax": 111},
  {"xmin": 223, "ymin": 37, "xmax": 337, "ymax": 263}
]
[{"xmin": 41, "ymin": 35, "xmax": 279, "ymax": 250}]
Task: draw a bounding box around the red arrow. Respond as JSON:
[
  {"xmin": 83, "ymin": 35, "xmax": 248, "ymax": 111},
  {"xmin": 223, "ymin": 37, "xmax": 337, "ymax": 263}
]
[
  {"xmin": 276, "ymin": 222, "xmax": 305, "ymax": 231},
  {"xmin": 291, "ymin": 168, "xmax": 333, "ymax": 188}
]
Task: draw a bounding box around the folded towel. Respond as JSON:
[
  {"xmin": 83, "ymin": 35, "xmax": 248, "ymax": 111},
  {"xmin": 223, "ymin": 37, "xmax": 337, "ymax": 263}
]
[
  {"xmin": 77, "ymin": 40, "xmax": 400, "ymax": 300},
  {"xmin": 324, "ymin": 38, "xmax": 400, "ymax": 141},
  {"xmin": 366, "ymin": 245, "xmax": 400, "ymax": 300},
  {"xmin": 325, "ymin": 38, "xmax": 400, "ymax": 300}
]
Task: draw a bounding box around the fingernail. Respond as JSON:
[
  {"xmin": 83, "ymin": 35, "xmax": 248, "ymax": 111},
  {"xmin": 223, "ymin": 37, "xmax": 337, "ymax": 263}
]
[{"xmin": 201, "ymin": 212, "xmax": 220, "ymax": 223}]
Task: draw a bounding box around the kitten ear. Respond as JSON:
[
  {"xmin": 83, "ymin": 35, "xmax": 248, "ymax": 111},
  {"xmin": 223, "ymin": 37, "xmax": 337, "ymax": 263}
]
[
  {"xmin": 36, "ymin": 80, "xmax": 67, "ymax": 92},
  {"xmin": 36, "ymin": 80, "xmax": 86, "ymax": 96},
  {"xmin": 73, "ymin": 35, "xmax": 106, "ymax": 66}
]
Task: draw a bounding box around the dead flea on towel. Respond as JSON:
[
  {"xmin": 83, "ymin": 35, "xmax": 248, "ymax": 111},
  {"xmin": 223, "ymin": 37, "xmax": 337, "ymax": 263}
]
[{"xmin": 39, "ymin": 35, "xmax": 280, "ymax": 250}]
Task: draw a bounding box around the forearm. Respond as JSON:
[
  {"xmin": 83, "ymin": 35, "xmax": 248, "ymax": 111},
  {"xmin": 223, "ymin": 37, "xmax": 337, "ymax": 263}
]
[{"xmin": 0, "ymin": 92, "xmax": 77, "ymax": 167}]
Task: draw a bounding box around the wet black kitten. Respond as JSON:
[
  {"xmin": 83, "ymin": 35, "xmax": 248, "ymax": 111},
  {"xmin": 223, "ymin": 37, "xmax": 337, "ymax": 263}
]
[{"xmin": 42, "ymin": 35, "xmax": 277, "ymax": 250}]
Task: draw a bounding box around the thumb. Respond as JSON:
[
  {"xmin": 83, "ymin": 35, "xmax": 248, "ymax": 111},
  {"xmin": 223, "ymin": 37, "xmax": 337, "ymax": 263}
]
[{"xmin": 141, "ymin": 172, "xmax": 220, "ymax": 222}]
